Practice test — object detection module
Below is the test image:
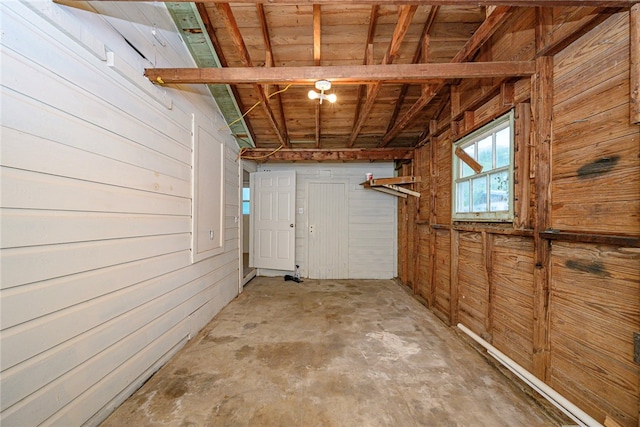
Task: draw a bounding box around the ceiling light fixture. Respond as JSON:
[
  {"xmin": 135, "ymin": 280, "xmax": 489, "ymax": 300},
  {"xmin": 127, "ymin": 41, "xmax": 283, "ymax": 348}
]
[{"xmin": 308, "ymin": 80, "xmax": 337, "ymax": 104}]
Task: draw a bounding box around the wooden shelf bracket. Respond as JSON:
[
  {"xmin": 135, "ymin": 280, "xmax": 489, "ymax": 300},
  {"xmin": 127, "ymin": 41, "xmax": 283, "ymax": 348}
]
[{"xmin": 360, "ymin": 176, "xmax": 421, "ymax": 198}]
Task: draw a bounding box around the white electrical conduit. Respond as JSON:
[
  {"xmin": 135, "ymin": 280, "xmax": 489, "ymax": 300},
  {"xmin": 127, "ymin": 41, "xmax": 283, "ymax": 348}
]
[{"xmin": 456, "ymin": 323, "xmax": 602, "ymax": 427}]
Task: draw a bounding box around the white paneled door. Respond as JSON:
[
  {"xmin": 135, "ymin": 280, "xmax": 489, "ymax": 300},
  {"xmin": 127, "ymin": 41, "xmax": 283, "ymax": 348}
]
[
  {"xmin": 308, "ymin": 182, "xmax": 348, "ymax": 279},
  {"xmin": 250, "ymin": 170, "xmax": 296, "ymax": 271}
]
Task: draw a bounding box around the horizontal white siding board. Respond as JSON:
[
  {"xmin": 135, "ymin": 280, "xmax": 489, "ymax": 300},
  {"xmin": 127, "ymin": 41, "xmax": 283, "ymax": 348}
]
[
  {"xmin": 1, "ymin": 51, "xmax": 191, "ymax": 164},
  {"xmin": 0, "ymin": 1, "xmax": 241, "ymax": 424},
  {"xmin": 1, "ymin": 233, "xmax": 191, "ymax": 290},
  {"xmin": 1, "ymin": 127, "xmax": 191, "ymax": 198},
  {"xmin": 0, "ymin": 209, "xmax": 190, "ymax": 249},
  {"xmin": 1, "ymin": 257, "xmax": 238, "ymax": 414},
  {"xmin": 61, "ymin": 334, "xmax": 189, "ymax": 427},
  {"xmin": 2, "ymin": 311, "xmax": 192, "ymax": 426},
  {"xmin": 1, "ymin": 90, "xmax": 191, "ymax": 181},
  {"xmin": 1, "ymin": 167, "xmax": 191, "ymax": 215},
  {"xmin": 0, "ymin": 252, "xmax": 190, "ymax": 329},
  {"xmin": 2, "ymin": 4, "xmax": 191, "ymax": 146}
]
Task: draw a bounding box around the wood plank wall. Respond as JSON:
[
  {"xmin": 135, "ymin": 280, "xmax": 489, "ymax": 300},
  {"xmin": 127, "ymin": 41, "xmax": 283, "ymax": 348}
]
[{"xmin": 399, "ymin": 9, "xmax": 640, "ymax": 427}]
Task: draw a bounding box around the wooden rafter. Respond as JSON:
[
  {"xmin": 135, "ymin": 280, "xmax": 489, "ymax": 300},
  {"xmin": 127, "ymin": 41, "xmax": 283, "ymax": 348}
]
[
  {"xmin": 256, "ymin": 3, "xmax": 289, "ymax": 145},
  {"xmin": 352, "ymin": 5, "xmax": 379, "ymax": 139},
  {"xmin": 313, "ymin": 4, "xmax": 322, "ymax": 147},
  {"xmin": 383, "ymin": 5, "xmax": 440, "ymax": 146},
  {"xmin": 195, "ymin": 3, "xmax": 257, "ymax": 146},
  {"xmin": 240, "ymin": 147, "xmax": 414, "ymax": 162},
  {"xmin": 144, "ymin": 61, "xmax": 535, "ymax": 84},
  {"xmin": 215, "ymin": 3, "xmax": 288, "ymax": 147},
  {"xmin": 381, "ymin": 6, "xmax": 513, "ymax": 145},
  {"xmin": 348, "ymin": 5, "xmax": 417, "ymax": 148},
  {"xmin": 313, "ymin": 5, "xmax": 322, "ymax": 66},
  {"xmin": 82, "ymin": 0, "xmax": 640, "ymax": 6}
]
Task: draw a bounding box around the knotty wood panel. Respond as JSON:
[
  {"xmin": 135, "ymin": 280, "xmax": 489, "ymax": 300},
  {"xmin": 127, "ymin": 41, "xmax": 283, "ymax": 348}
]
[
  {"xmin": 552, "ymin": 11, "xmax": 640, "ymax": 236},
  {"xmin": 491, "ymin": 235, "xmax": 535, "ymax": 373},
  {"xmin": 491, "ymin": 8, "xmax": 536, "ymax": 62},
  {"xmin": 456, "ymin": 232, "xmax": 489, "ymax": 336},
  {"xmin": 549, "ymin": 241, "xmax": 640, "ymax": 427},
  {"xmin": 433, "ymin": 229, "xmax": 451, "ymax": 322},
  {"xmin": 435, "ymin": 133, "xmax": 452, "ymax": 225},
  {"xmin": 416, "ymin": 224, "xmax": 431, "ymax": 301}
]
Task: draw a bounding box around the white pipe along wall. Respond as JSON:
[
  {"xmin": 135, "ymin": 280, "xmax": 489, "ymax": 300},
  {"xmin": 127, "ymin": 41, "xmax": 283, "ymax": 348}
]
[{"xmin": 456, "ymin": 323, "xmax": 602, "ymax": 427}]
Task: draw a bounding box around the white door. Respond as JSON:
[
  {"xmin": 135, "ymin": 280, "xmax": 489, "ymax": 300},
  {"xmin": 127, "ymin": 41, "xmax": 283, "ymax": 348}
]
[
  {"xmin": 308, "ymin": 182, "xmax": 348, "ymax": 279},
  {"xmin": 250, "ymin": 170, "xmax": 296, "ymax": 271}
]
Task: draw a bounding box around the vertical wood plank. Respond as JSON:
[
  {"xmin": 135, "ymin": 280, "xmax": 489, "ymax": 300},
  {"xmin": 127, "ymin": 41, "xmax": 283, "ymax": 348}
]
[
  {"xmin": 449, "ymin": 229, "xmax": 459, "ymax": 326},
  {"xmin": 631, "ymin": 4, "xmax": 640, "ymax": 125},
  {"xmin": 483, "ymin": 231, "xmax": 495, "ymax": 342},
  {"xmin": 514, "ymin": 102, "xmax": 532, "ymax": 229},
  {"xmin": 428, "ymin": 126, "xmax": 438, "ymax": 307},
  {"xmin": 532, "ymin": 53, "xmax": 553, "ymax": 382},
  {"xmin": 451, "ymin": 85, "xmax": 461, "ymax": 118},
  {"xmin": 412, "ymin": 157, "xmax": 422, "ymax": 295}
]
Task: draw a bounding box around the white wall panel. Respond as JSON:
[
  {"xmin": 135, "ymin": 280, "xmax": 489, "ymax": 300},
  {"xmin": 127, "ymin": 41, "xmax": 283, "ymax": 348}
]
[
  {"xmin": 258, "ymin": 163, "xmax": 397, "ymax": 279},
  {"xmin": 0, "ymin": 1, "xmax": 240, "ymax": 425}
]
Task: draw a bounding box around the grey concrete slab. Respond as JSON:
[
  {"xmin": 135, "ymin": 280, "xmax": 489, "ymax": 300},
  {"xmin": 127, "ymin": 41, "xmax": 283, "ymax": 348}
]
[{"xmin": 101, "ymin": 278, "xmax": 561, "ymax": 427}]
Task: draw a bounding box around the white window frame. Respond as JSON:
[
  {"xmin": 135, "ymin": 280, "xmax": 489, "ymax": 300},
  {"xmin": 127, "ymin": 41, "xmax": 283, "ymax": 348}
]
[{"xmin": 452, "ymin": 110, "xmax": 515, "ymax": 222}]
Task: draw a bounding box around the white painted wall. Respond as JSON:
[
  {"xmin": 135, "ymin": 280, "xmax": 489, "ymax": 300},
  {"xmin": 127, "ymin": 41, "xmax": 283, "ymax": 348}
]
[
  {"xmin": 257, "ymin": 163, "xmax": 397, "ymax": 279},
  {"xmin": 0, "ymin": 1, "xmax": 240, "ymax": 425}
]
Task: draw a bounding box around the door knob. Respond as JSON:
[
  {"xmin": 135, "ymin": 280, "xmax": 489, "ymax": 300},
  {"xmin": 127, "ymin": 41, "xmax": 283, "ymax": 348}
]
[{"xmin": 290, "ymin": 224, "xmax": 294, "ymax": 227}]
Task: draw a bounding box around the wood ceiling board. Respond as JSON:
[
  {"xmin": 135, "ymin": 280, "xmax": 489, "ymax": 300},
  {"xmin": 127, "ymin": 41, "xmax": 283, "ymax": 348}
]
[{"xmin": 160, "ymin": 2, "xmax": 628, "ymax": 155}]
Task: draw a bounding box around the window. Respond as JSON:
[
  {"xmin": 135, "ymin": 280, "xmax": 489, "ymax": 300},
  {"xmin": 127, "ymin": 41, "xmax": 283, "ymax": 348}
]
[
  {"xmin": 452, "ymin": 111, "xmax": 514, "ymax": 222},
  {"xmin": 242, "ymin": 187, "xmax": 250, "ymax": 215}
]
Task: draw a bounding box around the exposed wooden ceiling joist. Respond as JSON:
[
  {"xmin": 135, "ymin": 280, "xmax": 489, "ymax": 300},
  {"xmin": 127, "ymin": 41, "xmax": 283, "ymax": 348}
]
[
  {"xmin": 145, "ymin": 61, "xmax": 535, "ymax": 85},
  {"xmin": 352, "ymin": 5, "xmax": 379, "ymax": 145},
  {"xmin": 256, "ymin": 3, "xmax": 289, "ymax": 145},
  {"xmin": 195, "ymin": 2, "xmax": 257, "ymax": 146},
  {"xmin": 347, "ymin": 5, "xmax": 418, "ymax": 147},
  {"xmin": 240, "ymin": 148, "xmax": 415, "ymax": 162},
  {"xmin": 383, "ymin": 5, "xmax": 440, "ymax": 144},
  {"xmin": 83, "ymin": 0, "xmax": 639, "ymax": 6},
  {"xmin": 381, "ymin": 5, "xmax": 514, "ymax": 145},
  {"xmin": 214, "ymin": 3, "xmax": 288, "ymax": 147}
]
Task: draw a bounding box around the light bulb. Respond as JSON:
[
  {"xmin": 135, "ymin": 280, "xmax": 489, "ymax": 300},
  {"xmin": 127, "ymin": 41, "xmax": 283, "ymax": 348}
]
[
  {"xmin": 308, "ymin": 90, "xmax": 319, "ymax": 100},
  {"xmin": 327, "ymin": 93, "xmax": 337, "ymax": 103}
]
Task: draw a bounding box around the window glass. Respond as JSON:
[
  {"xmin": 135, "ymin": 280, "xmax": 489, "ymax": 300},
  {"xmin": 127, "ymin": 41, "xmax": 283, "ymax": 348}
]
[
  {"xmin": 457, "ymin": 181, "xmax": 470, "ymax": 212},
  {"xmin": 452, "ymin": 111, "xmax": 514, "ymax": 222},
  {"xmin": 477, "ymin": 135, "xmax": 493, "ymax": 170},
  {"xmin": 242, "ymin": 188, "xmax": 250, "ymax": 215},
  {"xmin": 495, "ymin": 127, "xmax": 511, "ymax": 168},
  {"xmin": 490, "ymin": 171, "xmax": 509, "ymax": 212},
  {"xmin": 472, "ymin": 176, "xmax": 487, "ymax": 212}
]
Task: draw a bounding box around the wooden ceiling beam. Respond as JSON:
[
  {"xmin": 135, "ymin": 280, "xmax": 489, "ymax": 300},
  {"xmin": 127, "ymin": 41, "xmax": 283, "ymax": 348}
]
[
  {"xmin": 144, "ymin": 61, "xmax": 535, "ymax": 84},
  {"xmin": 313, "ymin": 5, "xmax": 322, "ymax": 66},
  {"xmin": 383, "ymin": 5, "xmax": 439, "ymax": 145},
  {"xmin": 352, "ymin": 5, "xmax": 379, "ymax": 146},
  {"xmin": 240, "ymin": 148, "xmax": 415, "ymax": 162},
  {"xmin": 79, "ymin": 0, "xmax": 640, "ymax": 7},
  {"xmin": 313, "ymin": 4, "xmax": 322, "ymax": 148},
  {"xmin": 347, "ymin": 5, "xmax": 417, "ymax": 147},
  {"xmin": 256, "ymin": 3, "xmax": 290, "ymax": 146},
  {"xmin": 382, "ymin": 6, "xmax": 514, "ymax": 145},
  {"xmin": 215, "ymin": 3, "xmax": 289, "ymax": 147},
  {"xmin": 195, "ymin": 3, "xmax": 258, "ymax": 146}
]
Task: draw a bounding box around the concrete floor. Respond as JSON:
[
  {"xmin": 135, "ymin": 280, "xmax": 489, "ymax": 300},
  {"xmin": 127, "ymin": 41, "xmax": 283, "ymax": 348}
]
[{"xmin": 102, "ymin": 277, "xmax": 562, "ymax": 427}]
